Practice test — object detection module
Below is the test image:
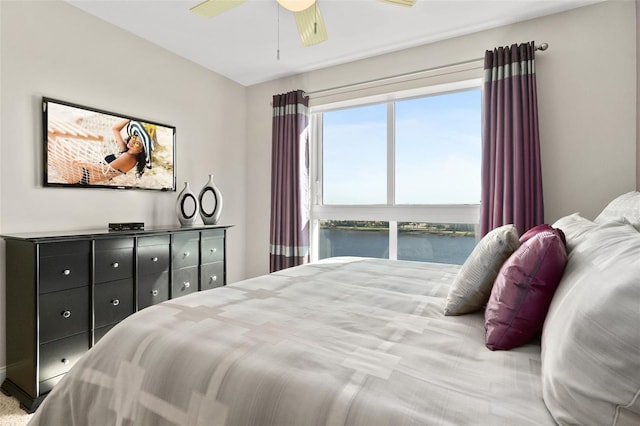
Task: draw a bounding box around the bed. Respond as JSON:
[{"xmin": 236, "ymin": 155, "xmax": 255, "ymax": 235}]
[{"xmin": 28, "ymin": 192, "xmax": 640, "ymax": 426}]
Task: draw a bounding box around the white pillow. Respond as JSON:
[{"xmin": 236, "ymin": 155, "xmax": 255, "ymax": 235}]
[
  {"xmin": 541, "ymin": 222, "xmax": 640, "ymax": 425},
  {"xmin": 443, "ymin": 224, "xmax": 519, "ymax": 315},
  {"xmin": 594, "ymin": 191, "xmax": 640, "ymax": 230},
  {"xmin": 552, "ymin": 212, "xmax": 627, "ymax": 252}
]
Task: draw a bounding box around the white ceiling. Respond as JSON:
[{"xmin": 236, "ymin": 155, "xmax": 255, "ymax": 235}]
[{"xmin": 66, "ymin": 0, "xmax": 604, "ymax": 86}]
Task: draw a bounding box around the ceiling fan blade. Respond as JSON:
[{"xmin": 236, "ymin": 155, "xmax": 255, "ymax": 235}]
[
  {"xmin": 190, "ymin": 0, "xmax": 247, "ymax": 18},
  {"xmin": 379, "ymin": 0, "xmax": 416, "ymax": 6},
  {"xmin": 294, "ymin": 3, "xmax": 328, "ymax": 47}
]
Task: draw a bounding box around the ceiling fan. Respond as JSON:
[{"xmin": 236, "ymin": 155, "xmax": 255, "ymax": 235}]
[{"xmin": 190, "ymin": 0, "xmax": 416, "ymax": 47}]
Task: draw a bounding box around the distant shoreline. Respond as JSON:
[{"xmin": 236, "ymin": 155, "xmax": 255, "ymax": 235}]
[{"xmin": 324, "ymin": 226, "xmax": 475, "ymax": 237}]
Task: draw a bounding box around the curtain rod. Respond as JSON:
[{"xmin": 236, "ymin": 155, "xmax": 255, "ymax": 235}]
[{"xmin": 305, "ymin": 42, "xmax": 549, "ymax": 98}]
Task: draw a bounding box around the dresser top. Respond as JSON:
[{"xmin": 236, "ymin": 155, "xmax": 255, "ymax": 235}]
[{"xmin": 1, "ymin": 224, "xmax": 233, "ymax": 243}]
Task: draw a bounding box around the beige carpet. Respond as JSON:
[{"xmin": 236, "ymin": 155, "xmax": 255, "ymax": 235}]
[{"xmin": 0, "ymin": 393, "xmax": 32, "ymax": 426}]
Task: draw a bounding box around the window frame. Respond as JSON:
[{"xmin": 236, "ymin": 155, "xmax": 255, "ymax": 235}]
[{"xmin": 309, "ymin": 78, "xmax": 483, "ymax": 263}]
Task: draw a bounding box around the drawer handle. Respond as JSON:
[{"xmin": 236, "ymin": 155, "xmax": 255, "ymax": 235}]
[
  {"xmin": 183, "ymin": 252, "xmax": 190, "ymax": 258},
  {"xmin": 210, "ymin": 248, "xmax": 217, "ymax": 253},
  {"xmin": 111, "ymin": 299, "xmax": 120, "ymax": 306},
  {"xmin": 183, "ymin": 282, "xmax": 190, "ymax": 289},
  {"xmin": 111, "ymin": 262, "xmax": 119, "ymax": 268},
  {"xmin": 62, "ymin": 269, "xmax": 71, "ymax": 276},
  {"xmin": 209, "ymin": 275, "xmax": 217, "ymax": 283},
  {"xmin": 61, "ymin": 310, "xmax": 71, "ymax": 319},
  {"xmin": 61, "ymin": 358, "xmax": 69, "ymax": 365},
  {"xmin": 151, "ymin": 257, "xmax": 158, "ymax": 262},
  {"xmin": 151, "ymin": 289, "xmax": 159, "ymax": 297}
]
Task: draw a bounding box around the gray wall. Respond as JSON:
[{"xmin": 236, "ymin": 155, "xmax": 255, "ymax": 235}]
[
  {"xmin": 245, "ymin": 0, "xmax": 637, "ymax": 278},
  {"xmin": 0, "ymin": 1, "xmax": 248, "ymax": 374}
]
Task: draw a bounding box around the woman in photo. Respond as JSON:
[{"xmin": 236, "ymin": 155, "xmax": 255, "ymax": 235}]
[{"xmin": 70, "ymin": 119, "xmax": 155, "ymax": 185}]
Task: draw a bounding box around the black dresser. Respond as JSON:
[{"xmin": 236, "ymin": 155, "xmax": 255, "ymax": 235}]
[{"xmin": 1, "ymin": 225, "xmax": 231, "ymax": 412}]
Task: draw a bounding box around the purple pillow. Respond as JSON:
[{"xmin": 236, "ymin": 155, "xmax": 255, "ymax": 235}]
[
  {"xmin": 520, "ymin": 223, "xmax": 566, "ymax": 246},
  {"xmin": 485, "ymin": 228, "xmax": 568, "ymax": 351}
]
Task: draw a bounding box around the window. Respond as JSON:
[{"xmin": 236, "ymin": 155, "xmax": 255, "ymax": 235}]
[
  {"xmin": 323, "ymin": 104, "xmax": 387, "ymax": 205},
  {"xmin": 397, "ymin": 222, "xmax": 476, "ymax": 264},
  {"xmin": 395, "ymin": 91, "xmax": 481, "ymax": 205},
  {"xmin": 319, "ymin": 220, "xmax": 389, "ymax": 259},
  {"xmin": 310, "ymin": 80, "xmax": 482, "ymax": 265}
]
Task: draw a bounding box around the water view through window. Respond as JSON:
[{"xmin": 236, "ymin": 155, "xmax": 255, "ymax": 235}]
[
  {"xmin": 319, "ymin": 221, "xmax": 477, "ymax": 265},
  {"xmin": 397, "ymin": 222, "xmax": 476, "ymax": 264},
  {"xmin": 314, "ymin": 85, "xmax": 481, "ymax": 265},
  {"xmin": 319, "ymin": 221, "xmax": 390, "ymax": 259}
]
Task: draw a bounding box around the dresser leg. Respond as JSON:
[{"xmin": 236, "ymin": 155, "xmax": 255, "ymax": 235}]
[{"xmin": 1, "ymin": 378, "xmax": 45, "ymax": 413}]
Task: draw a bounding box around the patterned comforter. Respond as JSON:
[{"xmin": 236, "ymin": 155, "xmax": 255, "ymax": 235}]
[{"xmin": 28, "ymin": 257, "xmax": 554, "ymax": 426}]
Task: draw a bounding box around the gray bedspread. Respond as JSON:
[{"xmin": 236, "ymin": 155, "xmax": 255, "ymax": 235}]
[{"xmin": 29, "ymin": 257, "xmax": 554, "ymax": 426}]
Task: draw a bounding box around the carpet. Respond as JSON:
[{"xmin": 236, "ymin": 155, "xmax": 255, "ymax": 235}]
[{"xmin": 0, "ymin": 392, "xmax": 31, "ymax": 426}]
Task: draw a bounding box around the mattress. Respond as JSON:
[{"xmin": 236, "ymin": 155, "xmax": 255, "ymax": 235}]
[{"xmin": 28, "ymin": 257, "xmax": 554, "ymax": 426}]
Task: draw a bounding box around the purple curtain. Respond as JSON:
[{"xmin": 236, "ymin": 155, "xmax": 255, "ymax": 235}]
[
  {"xmin": 480, "ymin": 41, "xmax": 544, "ymax": 237},
  {"xmin": 270, "ymin": 90, "xmax": 310, "ymax": 272}
]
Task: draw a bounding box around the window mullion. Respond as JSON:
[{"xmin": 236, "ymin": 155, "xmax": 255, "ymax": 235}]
[
  {"xmin": 313, "ymin": 113, "xmax": 323, "ymax": 206},
  {"xmin": 387, "ymin": 102, "xmax": 395, "ymax": 206},
  {"xmin": 387, "ymin": 102, "xmax": 396, "ymax": 259},
  {"xmin": 310, "ymin": 113, "xmax": 322, "ymax": 263},
  {"xmin": 389, "ymin": 221, "xmax": 398, "ymax": 260}
]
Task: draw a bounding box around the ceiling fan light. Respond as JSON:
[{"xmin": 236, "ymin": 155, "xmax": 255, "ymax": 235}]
[{"xmin": 277, "ymin": 0, "xmax": 316, "ymax": 12}]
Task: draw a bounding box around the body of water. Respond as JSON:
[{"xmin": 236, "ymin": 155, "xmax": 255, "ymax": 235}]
[{"xmin": 319, "ymin": 229, "xmax": 476, "ymax": 265}]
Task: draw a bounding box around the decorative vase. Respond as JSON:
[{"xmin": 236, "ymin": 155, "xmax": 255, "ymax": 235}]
[
  {"xmin": 176, "ymin": 182, "xmax": 199, "ymax": 227},
  {"xmin": 198, "ymin": 174, "xmax": 223, "ymax": 225}
]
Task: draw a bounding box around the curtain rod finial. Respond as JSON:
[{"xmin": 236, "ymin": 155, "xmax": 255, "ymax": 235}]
[{"xmin": 536, "ymin": 42, "xmax": 548, "ymax": 51}]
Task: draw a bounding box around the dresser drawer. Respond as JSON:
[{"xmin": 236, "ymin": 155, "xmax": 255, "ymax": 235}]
[
  {"xmin": 40, "ymin": 374, "xmax": 65, "ymax": 395},
  {"xmin": 138, "ymin": 235, "xmax": 170, "ymax": 247},
  {"xmin": 201, "ymin": 234, "xmax": 224, "ymax": 265},
  {"xmin": 39, "ymin": 286, "xmax": 89, "ymax": 344},
  {"xmin": 138, "ymin": 271, "xmax": 169, "ymax": 309},
  {"xmin": 40, "ymin": 241, "xmax": 89, "ymax": 257},
  {"xmin": 172, "ymin": 232, "xmax": 200, "ymax": 269},
  {"xmin": 201, "ymin": 229, "xmax": 224, "ymax": 240},
  {"xmin": 39, "ymin": 332, "xmax": 89, "ymax": 383},
  {"xmin": 94, "ymin": 278, "xmax": 134, "ymax": 328},
  {"xmin": 95, "ymin": 238, "xmax": 134, "ymax": 251},
  {"xmin": 200, "ymin": 262, "xmax": 224, "ymax": 291},
  {"xmin": 172, "ymin": 266, "xmax": 198, "ymax": 298},
  {"xmin": 138, "ymin": 244, "xmax": 170, "ymax": 276},
  {"xmin": 95, "ymin": 247, "xmax": 133, "ymax": 284},
  {"xmin": 93, "ymin": 323, "xmax": 117, "ymax": 344},
  {"xmin": 39, "ymin": 242, "xmax": 90, "ymax": 294}
]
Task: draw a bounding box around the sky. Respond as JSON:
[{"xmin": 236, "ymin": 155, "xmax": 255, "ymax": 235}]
[{"xmin": 322, "ymin": 88, "xmax": 481, "ymax": 205}]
